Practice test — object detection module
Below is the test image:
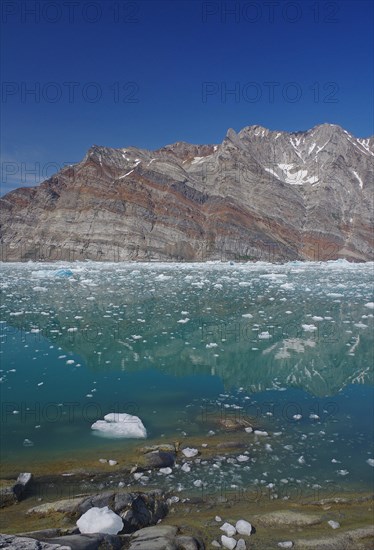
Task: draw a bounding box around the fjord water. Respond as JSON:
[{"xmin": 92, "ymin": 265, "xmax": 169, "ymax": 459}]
[{"xmin": 0, "ymin": 261, "xmax": 373, "ymax": 498}]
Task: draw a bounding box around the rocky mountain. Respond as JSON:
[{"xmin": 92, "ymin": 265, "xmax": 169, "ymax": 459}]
[{"xmin": 1, "ymin": 123, "xmax": 373, "ymax": 262}]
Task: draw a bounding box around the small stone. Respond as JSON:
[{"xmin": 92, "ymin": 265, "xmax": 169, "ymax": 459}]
[
  {"xmin": 108, "ymin": 460, "xmax": 117, "ymax": 466},
  {"xmin": 215, "ymin": 515, "xmax": 222, "ymax": 522},
  {"xmin": 220, "ymin": 522, "xmax": 236, "ymax": 537},
  {"xmin": 327, "ymin": 520, "xmax": 340, "ymax": 529},
  {"xmin": 236, "ymin": 540, "xmax": 246, "ymax": 550},
  {"xmin": 278, "ymin": 543, "xmax": 293, "ymax": 549},
  {"xmin": 221, "ymin": 535, "xmax": 237, "ymax": 549},
  {"xmin": 235, "ymin": 519, "xmax": 252, "ymax": 536}
]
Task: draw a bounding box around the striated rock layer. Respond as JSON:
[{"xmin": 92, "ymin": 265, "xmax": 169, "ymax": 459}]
[{"xmin": 1, "ymin": 124, "xmax": 373, "ymax": 262}]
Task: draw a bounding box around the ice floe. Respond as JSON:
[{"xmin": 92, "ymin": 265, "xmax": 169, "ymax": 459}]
[{"xmin": 91, "ymin": 413, "xmax": 147, "ymax": 439}]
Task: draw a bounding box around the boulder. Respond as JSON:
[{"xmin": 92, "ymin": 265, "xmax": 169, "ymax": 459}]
[
  {"xmin": 41, "ymin": 533, "xmax": 122, "ymax": 549},
  {"xmin": 141, "ymin": 451, "xmax": 176, "ymax": 470},
  {"xmin": 28, "ymin": 497, "xmax": 86, "ymax": 516},
  {"xmin": 76, "ymin": 491, "xmax": 168, "ymax": 534},
  {"xmin": 128, "ymin": 525, "xmax": 204, "ymax": 550},
  {"xmin": 0, "ymin": 473, "xmax": 33, "ymax": 507}
]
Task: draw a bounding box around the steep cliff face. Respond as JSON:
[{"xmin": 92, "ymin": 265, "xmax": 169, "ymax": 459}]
[{"xmin": 1, "ymin": 123, "xmax": 373, "ymax": 262}]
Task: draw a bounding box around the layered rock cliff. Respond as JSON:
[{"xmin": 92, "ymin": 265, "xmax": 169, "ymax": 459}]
[{"xmin": 1, "ymin": 123, "xmax": 373, "ymax": 261}]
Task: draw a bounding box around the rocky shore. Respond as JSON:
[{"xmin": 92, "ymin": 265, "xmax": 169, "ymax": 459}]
[{"xmin": 1, "ymin": 425, "xmax": 373, "ymax": 549}]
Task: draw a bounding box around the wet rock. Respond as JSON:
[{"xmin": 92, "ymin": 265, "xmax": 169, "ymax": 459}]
[
  {"xmin": 141, "ymin": 451, "xmax": 176, "ymax": 470},
  {"xmin": 218, "ymin": 418, "xmax": 253, "ymax": 432},
  {"xmin": 139, "ymin": 444, "xmax": 176, "ymax": 453},
  {"xmin": 253, "ymin": 510, "xmax": 323, "ymax": 527},
  {"xmin": 216, "ymin": 441, "xmax": 246, "ymax": 450}
]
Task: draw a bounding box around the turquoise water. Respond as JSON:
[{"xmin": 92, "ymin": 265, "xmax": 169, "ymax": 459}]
[{"xmin": 0, "ymin": 260, "xmax": 373, "ymax": 498}]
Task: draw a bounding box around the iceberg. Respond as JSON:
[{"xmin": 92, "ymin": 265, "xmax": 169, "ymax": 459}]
[
  {"xmin": 54, "ymin": 268, "xmax": 74, "ymax": 278},
  {"xmin": 77, "ymin": 506, "xmax": 123, "ymax": 534},
  {"xmin": 91, "ymin": 412, "xmax": 147, "ymax": 439}
]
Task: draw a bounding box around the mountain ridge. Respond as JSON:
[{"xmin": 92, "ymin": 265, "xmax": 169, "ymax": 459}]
[{"xmin": 1, "ymin": 123, "xmax": 373, "ymax": 262}]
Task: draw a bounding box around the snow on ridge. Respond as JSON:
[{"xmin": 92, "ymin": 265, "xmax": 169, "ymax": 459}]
[{"xmin": 352, "ymin": 170, "xmax": 364, "ymax": 189}]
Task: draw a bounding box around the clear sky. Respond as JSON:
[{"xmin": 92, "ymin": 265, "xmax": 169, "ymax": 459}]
[{"xmin": 1, "ymin": 0, "xmax": 373, "ymax": 193}]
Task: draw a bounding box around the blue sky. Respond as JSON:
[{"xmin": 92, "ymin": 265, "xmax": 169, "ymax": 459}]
[{"xmin": 1, "ymin": 0, "xmax": 373, "ymax": 193}]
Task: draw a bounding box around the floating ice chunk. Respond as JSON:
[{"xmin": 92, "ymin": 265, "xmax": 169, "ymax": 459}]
[
  {"xmin": 364, "ymin": 302, "xmax": 374, "ymax": 309},
  {"xmin": 254, "ymin": 430, "xmax": 268, "ymax": 436},
  {"xmin": 242, "ymin": 313, "xmax": 253, "ymax": 318},
  {"xmin": 91, "ymin": 413, "xmax": 147, "ymax": 439},
  {"xmin": 258, "ymin": 331, "xmax": 271, "ymax": 339},
  {"xmin": 309, "ymin": 414, "xmax": 320, "ymax": 420},
  {"xmin": 193, "ymin": 479, "xmax": 203, "ymax": 487},
  {"xmin": 327, "ymin": 520, "xmax": 340, "ymax": 529},
  {"xmin": 366, "ymin": 458, "xmax": 374, "ymax": 467},
  {"xmin": 302, "ymin": 324, "xmax": 317, "ymax": 332},
  {"xmin": 133, "ymin": 472, "xmax": 143, "ymax": 480},
  {"xmin": 245, "ymin": 427, "xmax": 253, "ymax": 433},
  {"xmin": 337, "ymin": 469, "xmax": 349, "ymax": 476},
  {"xmin": 293, "ymin": 414, "xmax": 302, "ymax": 420},
  {"xmin": 23, "ymin": 439, "xmax": 34, "ymax": 447},
  {"xmin": 206, "ymin": 342, "xmax": 218, "ymax": 348},
  {"xmin": 181, "ymin": 463, "xmax": 191, "ymax": 473},
  {"xmin": 278, "ymin": 542, "xmax": 293, "ymax": 548},
  {"xmin": 220, "ymin": 522, "xmax": 236, "ymax": 537},
  {"xmin": 221, "ymin": 535, "xmax": 237, "ymax": 549},
  {"xmin": 182, "ymin": 447, "xmax": 199, "ymax": 458},
  {"xmin": 160, "ymin": 467, "xmax": 172, "ymax": 474},
  {"xmin": 77, "ymin": 506, "xmax": 123, "ymax": 534},
  {"xmin": 312, "ymin": 316, "xmax": 324, "ymax": 321},
  {"xmin": 235, "ymin": 519, "xmax": 252, "ymax": 536},
  {"xmin": 237, "ymin": 454, "xmax": 250, "ymax": 462},
  {"xmin": 177, "ymin": 318, "xmax": 190, "ymax": 324},
  {"xmin": 54, "ymin": 269, "xmax": 74, "ymax": 278},
  {"xmin": 298, "ymin": 456, "xmax": 305, "ymax": 464}
]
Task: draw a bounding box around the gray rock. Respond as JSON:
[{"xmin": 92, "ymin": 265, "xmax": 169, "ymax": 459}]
[
  {"xmin": 236, "ymin": 540, "xmax": 247, "ymax": 550},
  {"xmin": 129, "ymin": 525, "xmax": 179, "ymax": 550},
  {"xmin": 0, "ymin": 534, "xmax": 67, "ymax": 549},
  {"xmin": 128, "ymin": 526, "xmax": 205, "ymax": 550},
  {"xmin": 141, "ymin": 451, "xmax": 176, "ymax": 470},
  {"xmin": 175, "ymin": 535, "xmax": 205, "ymax": 549},
  {"xmin": 39, "ymin": 534, "xmax": 122, "ymax": 550},
  {"xmin": 27, "ymin": 497, "xmax": 86, "ymax": 516},
  {"xmin": 0, "ymin": 473, "xmax": 33, "ymax": 507}
]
